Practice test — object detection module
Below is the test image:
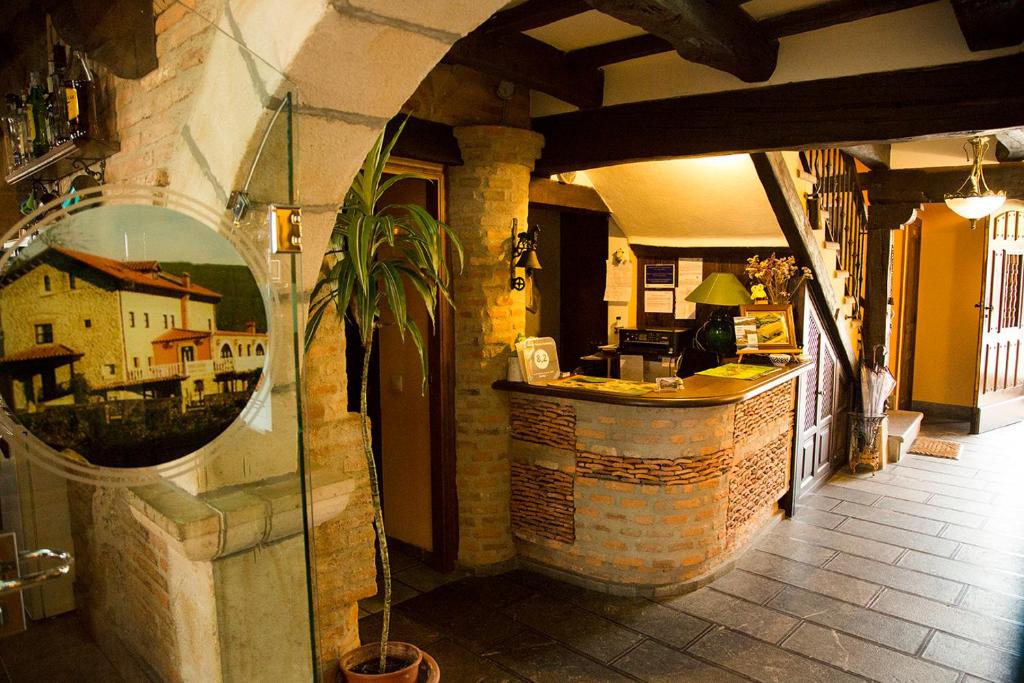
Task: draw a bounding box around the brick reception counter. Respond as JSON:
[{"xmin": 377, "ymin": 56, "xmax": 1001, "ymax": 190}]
[{"xmin": 493, "ymin": 362, "xmax": 811, "ymax": 596}]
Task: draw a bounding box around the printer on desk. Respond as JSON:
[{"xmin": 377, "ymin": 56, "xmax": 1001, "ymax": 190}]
[{"xmin": 617, "ymin": 328, "xmax": 694, "ymax": 381}]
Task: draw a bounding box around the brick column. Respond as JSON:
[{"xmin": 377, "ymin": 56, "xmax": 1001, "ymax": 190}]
[{"xmin": 449, "ymin": 126, "xmax": 544, "ymax": 569}]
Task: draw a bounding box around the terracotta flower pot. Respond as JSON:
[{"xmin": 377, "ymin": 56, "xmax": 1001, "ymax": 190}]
[{"xmin": 340, "ymin": 642, "xmax": 433, "ymax": 683}]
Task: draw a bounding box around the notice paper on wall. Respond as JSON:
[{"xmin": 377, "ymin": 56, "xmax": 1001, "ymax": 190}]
[
  {"xmin": 644, "ymin": 289, "xmax": 674, "ymax": 313},
  {"xmin": 603, "ymin": 259, "xmax": 634, "ymax": 302},
  {"xmin": 674, "ymin": 257, "xmax": 703, "ymax": 319}
]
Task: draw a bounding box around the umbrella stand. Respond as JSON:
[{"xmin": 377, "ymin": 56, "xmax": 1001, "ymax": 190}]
[{"xmin": 850, "ymin": 348, "xmax": 896, "ymax": 473}]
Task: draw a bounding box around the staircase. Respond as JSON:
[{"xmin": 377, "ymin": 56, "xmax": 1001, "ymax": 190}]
[{"xmin": 794, "ymin": 149, "xmax": 867, "ymax": 361}]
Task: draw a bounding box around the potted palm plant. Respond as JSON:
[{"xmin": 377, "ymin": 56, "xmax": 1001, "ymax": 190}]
[{"xmin": 305, "ymin": 121, "xmax": 462, "ymax": 682}]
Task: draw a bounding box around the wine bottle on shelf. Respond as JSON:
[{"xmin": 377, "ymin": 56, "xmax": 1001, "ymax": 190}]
[
  {"xmin": 27, "ymin": 72, "xmax": 49, "ymax": 157},
  {"xmin": 47, "ymin": 46, "xmax": 70, "ymax": 145},
  {"xmin": 65, "ymin": 50, "xmax": 92, "ymax": 140},
  {"xmin": 3, "ymin": 94, "xmax": 29, "ymax": 167}
]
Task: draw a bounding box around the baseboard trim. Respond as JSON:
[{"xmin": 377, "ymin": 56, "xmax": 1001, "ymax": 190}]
[{"xmin": 910, "ymin": 400, "xmax": 972, "ymax": 422}]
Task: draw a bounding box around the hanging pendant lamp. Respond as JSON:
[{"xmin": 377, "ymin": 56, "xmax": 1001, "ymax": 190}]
[{"xmin": 944, "ymin": 136, "xmax": 1006, "ymax": 229}]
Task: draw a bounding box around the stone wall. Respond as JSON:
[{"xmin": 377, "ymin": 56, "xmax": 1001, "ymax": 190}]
[
  {"xmin": 0, "ymin": 0, "xmax": 548, "ymax": 676},
  {"xmin": 507, "ymin": 381, "xmax": 798, "ymax": 595},
  {"xmin": 448, "ymin": 126, "xmax": 544, "ymax": 569},
  {"xmin": 728, "ymin": 381, "xmax": 797, "ymax": 551}
]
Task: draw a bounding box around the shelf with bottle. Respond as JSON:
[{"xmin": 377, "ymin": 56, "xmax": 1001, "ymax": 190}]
[{"xmin": 2, "ymin": 43, "xmax": 117, "ymax": 186}]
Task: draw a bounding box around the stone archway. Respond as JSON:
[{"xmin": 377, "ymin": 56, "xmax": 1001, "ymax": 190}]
[
  {"xmin": 164, "ymin": 0, "xmax": 508, "ymax": 289},
  {"xmin": 91, "ymin": 1, "xmax": 512, "ymax": 677}
]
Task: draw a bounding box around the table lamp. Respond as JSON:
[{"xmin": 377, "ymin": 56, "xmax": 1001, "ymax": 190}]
[{"xmin": 684, "ymin": 272, "xmax": 753, "ymax": 355}]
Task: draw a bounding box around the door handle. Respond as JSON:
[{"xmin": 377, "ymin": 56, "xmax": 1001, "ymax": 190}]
[{"xmin": 0, "ymin": 548, "xmax": 74, "ymax": 595}]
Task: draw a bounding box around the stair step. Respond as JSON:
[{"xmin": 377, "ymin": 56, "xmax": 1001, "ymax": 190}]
[
  {"xmin": 886, "ymin": 410, "xmax": 923, "ymax": 464},
  {"xmin": 823, "ymin": 240, "xmax": 840, "ymax": 251},
  {"xmin": 834, "ymin": 270, "xmax": 850, "ymax": 281},
  {"xmin": 796, "ymin": 169, "xmax": 817, "ymax": 184}
]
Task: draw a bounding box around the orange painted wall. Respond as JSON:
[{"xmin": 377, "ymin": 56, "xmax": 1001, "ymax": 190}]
[{"xmin": 912, "ymin": 205, "xmax": 986, "ymax": 408}]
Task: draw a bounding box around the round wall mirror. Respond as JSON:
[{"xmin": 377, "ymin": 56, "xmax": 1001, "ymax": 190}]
[{"xmin": 0, "ymin": 187, "xmax": 271, "ymax": 480}]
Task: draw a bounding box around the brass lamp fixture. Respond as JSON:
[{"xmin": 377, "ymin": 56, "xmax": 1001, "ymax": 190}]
[
  {"xmin": 509, "ymin": 218, "xmax": 542, "ymax": 291},
  {"xmin": 944, "ymin": 136, "xmax": 1006, "ymax": 229}
]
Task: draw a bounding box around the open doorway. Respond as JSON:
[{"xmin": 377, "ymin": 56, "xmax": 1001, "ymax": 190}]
[
  {"xmin": 524, "ymin": 206, "xmax": 609, "ymax": 373},
  {"xmin": 344, "ymin": 159, "xmax": 457, "ymax": 572}
]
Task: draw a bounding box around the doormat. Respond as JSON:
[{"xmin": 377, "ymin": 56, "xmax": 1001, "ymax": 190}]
[{"xmin": 908, "ymin": 437, "xmax": 962, "ymax": 460}]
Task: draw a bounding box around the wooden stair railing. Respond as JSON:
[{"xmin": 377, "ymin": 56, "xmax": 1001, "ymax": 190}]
[
  {"xmin": 751, "ymin": 152, "xmax": 857, "ymax": 378},
  {"xmin": 800, "ymin": 148, "xmax": 869, "ymax": 324}
]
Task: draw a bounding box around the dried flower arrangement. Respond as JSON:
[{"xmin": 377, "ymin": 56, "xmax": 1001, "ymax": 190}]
[{"xmin": 745, "ymin": 253, "xmax": 813, "ymax": 304}]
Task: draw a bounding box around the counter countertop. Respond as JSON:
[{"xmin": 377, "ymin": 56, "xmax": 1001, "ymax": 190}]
[{"xmin": 493, "ymin": 361, "xmax": 812, "ymax": 407}]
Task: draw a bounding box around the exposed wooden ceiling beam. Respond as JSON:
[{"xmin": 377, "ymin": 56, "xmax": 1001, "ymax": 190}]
[
  {"xmin": 443, "ymin": 31, "xmax": 604, "ymax": 109},
  {"xmin": 950, "ymin": 0, "xmax": 1024, "ymax": 51},
  {"xmin": 841, "ymin": 144, "xmax": 892, "ymax": 170},
  {"xmin": 565, "ymin": 0, "xmax": 935, "ymax": 69},
  {"xmin": 761, "ymin": 0, "xmax": 934, "ymax": 37},
  {"xmin": 995, "ymin": 129, "xmax": 1024, "ymax": 162},
  {"xmin": 583, "ymin": 0, "xmax": 778, "ymax": 82},
  {"xmin": 384, "ymin": 116, "xmax": 462, "ymax": 167},
  {"xmin": 569, "ymin": 34, "xmax": 671, "ymax": 69},
  {"xmin": 533, "ymin": 54, "xmax": 1024, "ymax": 175},
  {"xmin": 479, "ymin": 0, "xmax": 591, "ymax": 34},
  {"xmin": 860, "ymin": 164, "xmax": 1024, "ymax": 204},
  {"xmin": 529, "ymin": 178, "xmax": 610, "ymax": 214}
]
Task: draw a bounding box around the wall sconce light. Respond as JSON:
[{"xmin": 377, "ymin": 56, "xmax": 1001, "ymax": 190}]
[
  {"xmin": 509, "ymin": 218, "xmax": 542, "ymax": 291},
  {"xmin": 944, "ymin": 136, "xmax": 1006, "ymax": 229}
]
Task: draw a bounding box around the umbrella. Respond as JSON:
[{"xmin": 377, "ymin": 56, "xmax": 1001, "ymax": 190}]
[
  {"xmin": 861, "ymin": 362, "xmax": 896, "ymax": 417},
  {"xmin": 853, "ymin": 348, "xmax": 896, "ymax": 457},
  {"xmin": 861, "ymin": 344, "xmax": 897, "ymax": 417}
]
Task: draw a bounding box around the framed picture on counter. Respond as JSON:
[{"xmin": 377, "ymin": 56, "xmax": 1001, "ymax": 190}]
[{"xmin": 739, "ymin": 304, "xmax": 797, "ymax": 349}]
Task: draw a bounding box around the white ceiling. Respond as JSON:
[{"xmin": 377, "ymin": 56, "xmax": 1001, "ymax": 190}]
[
  {"xmin": 521, "ymin": 1, "xmax": 1018, "ymax": 246},
  {"xmin": 577, "ymin": 156, "xmax": 790, "ymax": 247}
]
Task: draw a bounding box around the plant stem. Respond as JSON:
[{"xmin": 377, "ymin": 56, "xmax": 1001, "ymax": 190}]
[{"xmin": 360, "ymin": 334, "xmax": 391, "ymax": 673}]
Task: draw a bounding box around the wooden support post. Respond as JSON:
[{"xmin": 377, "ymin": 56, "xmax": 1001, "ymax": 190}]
[{"xmin": 863, "ymin": 203, "xmax": 920, "ymax": 367}]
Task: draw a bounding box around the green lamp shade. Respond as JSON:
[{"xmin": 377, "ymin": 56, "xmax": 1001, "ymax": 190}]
[{"xmin": 684, "ymin": 272, "xmax": 753, "ymax": 306}]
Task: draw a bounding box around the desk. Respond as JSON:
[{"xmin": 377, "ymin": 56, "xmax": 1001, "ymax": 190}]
[{"xmin": 494, "ymin": 361, "xmax": 812, "ymax": 596}]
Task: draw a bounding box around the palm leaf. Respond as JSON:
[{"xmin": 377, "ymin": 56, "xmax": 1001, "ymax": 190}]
[{"xmin": 304, "ymin": 121, "xmax": 461, "ymax": 672}]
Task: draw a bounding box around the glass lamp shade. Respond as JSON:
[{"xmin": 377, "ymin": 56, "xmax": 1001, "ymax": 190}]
[
  {"xmin": 684, "ymin": 272, "xmax": 752, "ymax": 306},
  {"xmin": 944, "ymin": 193, "xmax": 1006, "ymax": 220}
]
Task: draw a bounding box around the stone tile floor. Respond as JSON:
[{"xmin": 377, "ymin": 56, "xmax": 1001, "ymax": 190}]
[
  {"xmin": 0, "ymin": 611, "xmax": 122, "ymax": 682},
  {"xmin": 360, "ymin": 420, "xmax": 1024, "ymax": 682}
]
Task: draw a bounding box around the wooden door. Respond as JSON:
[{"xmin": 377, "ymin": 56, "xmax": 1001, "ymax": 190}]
[
  {"xmin": 792, "ymin": 297, "xmax": 844, "ymax": 514},
  {"xmin": 972, "ymin": 208, "xmax": 1024, "ymax": 433},
  {"xmin": 559, "ymin": 213, "xmax": 609, "ymax": 369}
]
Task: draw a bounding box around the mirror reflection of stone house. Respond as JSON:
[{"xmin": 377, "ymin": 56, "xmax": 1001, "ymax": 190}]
[{"xmin": 0, "ymin": 246, "xmax": 266, "ymax": 412}]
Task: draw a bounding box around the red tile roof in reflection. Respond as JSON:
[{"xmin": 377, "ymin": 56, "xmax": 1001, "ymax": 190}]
[
  {"xmin": 0, "ymin": 344, "xmax": 84, "ymax": 365},
  {"xmin": 152, "ymin": 328, "xmax": 212, "ymax": 344},
  {"xmin": 52, "ymin": 247, "xmax": 223, "ymax": 301}
]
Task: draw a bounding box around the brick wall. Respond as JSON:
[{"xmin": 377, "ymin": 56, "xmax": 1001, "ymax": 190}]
[
  {"xmin": 510, "ymin": 462, "xmax": 575, "ymax": 544},
  {"xmin": 728, "ymin": 380, "xmax": 797, "ymax": 550},
  {"xmin": 448, "ymin": 126, "xmax": 544, "ymax": 569},
  {"xmin": 69, "ymin": 483, "xmax": 181, "ymax": 682},
  {"xmin": 302, "ymin": 308, "xmax": 377, "ymax": 671},
  {"xmin": 510, "ymin": 396, "xmax": 576, "ymax": 450},
  {"xmin": 1, "ymin": 0, "xmax": 535, "ymax": 673},
  {"xmin": 507, "ymin": 383, "xmax": 796, "ymax": 594},
  {"xmin": 576, "ymin": 449, "xmax": 733, "ymax": 486}
]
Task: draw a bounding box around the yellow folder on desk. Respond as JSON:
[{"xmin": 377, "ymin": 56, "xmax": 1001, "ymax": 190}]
[{"xmin": 696, "ymin": 363, "xmax": 776, "ymax": 380}]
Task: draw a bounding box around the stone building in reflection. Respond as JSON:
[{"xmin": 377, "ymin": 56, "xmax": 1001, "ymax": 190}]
[{"xmin": 0, "ymin": 245, "xmax": 266, "ymax": 412}]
